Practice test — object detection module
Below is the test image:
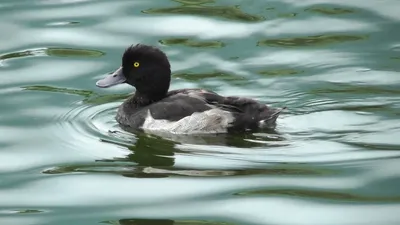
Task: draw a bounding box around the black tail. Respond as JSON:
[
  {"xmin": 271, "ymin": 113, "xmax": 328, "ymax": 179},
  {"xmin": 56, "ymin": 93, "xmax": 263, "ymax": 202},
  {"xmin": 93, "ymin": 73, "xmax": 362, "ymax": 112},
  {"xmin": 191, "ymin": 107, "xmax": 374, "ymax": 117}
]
[{"xmin": 259, "ymin": 107, "xmax": 286, "ymax": 129}]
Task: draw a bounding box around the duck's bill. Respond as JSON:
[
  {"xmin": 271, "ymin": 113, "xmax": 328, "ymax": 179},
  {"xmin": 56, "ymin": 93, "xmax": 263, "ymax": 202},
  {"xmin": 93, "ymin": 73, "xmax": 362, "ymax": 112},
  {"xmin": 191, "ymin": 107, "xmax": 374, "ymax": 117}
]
[{"xmin": 96, "ymin": 67, "xmax": 126, "ymax": 88}]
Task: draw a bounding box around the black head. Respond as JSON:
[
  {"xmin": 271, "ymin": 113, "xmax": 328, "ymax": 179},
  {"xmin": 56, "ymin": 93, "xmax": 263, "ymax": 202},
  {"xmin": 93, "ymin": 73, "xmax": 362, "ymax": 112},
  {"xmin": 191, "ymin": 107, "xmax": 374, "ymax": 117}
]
[{"xmin": 96, "ymin": 44, "xmax": 171, "ymax": 100}]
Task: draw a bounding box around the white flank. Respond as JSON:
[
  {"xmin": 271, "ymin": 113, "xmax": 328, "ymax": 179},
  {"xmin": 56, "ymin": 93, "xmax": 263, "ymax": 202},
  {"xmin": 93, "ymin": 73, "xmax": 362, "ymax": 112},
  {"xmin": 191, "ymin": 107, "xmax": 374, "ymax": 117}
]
[{"xmin": 141, "ymin": 108, "xmax": 234, "ymax": 134}]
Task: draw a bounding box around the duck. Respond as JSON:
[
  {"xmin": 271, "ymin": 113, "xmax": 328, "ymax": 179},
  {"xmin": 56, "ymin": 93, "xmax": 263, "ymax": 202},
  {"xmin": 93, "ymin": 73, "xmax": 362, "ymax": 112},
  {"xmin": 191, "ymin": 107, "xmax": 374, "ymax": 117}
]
[{"xmin": 96, "ymin": 44, "xmax": 285, "ymax": 134}]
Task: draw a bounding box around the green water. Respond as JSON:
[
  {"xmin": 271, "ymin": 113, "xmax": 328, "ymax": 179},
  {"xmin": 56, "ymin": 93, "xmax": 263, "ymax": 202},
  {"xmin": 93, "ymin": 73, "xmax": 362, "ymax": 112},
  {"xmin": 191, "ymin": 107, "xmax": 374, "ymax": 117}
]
[{"xmin": 1, "ymin": 0, "xmax": 400, "ymax": 224}]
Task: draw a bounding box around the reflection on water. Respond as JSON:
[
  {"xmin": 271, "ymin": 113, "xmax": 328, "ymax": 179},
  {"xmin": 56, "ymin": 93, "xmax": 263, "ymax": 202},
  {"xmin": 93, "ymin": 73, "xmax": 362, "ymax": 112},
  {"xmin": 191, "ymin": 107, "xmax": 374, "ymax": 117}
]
[{"xmin": 1, "ymin": 0, "xmax": 400, "ymax": 225}]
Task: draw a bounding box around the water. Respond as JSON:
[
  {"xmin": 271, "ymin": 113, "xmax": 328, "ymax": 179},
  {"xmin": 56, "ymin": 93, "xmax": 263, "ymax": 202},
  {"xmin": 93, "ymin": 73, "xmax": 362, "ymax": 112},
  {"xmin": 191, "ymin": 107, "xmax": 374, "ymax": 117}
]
[{"xmin": 1, "ymin": 0, "xmax": 400, "ymax": 224}]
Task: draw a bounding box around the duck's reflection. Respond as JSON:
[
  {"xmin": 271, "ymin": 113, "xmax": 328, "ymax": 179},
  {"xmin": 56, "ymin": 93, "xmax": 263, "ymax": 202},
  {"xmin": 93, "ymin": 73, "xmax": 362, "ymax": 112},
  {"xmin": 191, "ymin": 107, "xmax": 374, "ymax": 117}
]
[
  {"xmin": 100, "ymin": 128, "xmax": 286, "ymax": 178},
  {"xmin": 42, "ymin": 128, "xmax": 286, "ymax": 177},
  {"xmin": 119, "ymin": 132, "xmax": 177, "ymax": 178}
]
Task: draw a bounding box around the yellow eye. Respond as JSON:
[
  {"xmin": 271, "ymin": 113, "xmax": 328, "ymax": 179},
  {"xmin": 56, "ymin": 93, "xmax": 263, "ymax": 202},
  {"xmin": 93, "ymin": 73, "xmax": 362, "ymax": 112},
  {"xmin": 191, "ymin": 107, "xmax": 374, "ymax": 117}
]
[{"xmin": 133, "ymin": 62, "xmax": 140, "ymax": 67}]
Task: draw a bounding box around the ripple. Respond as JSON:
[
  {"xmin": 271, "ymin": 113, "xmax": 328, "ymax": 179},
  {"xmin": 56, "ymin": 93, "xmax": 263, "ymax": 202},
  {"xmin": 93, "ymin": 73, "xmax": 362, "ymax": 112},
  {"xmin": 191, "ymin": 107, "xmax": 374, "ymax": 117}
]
[
  {"xmin": 24, "ymin": 86, "xmax": 135, "ymax": 161},
  {"xmin": 258, "ymin": 34, "xmax": 368, "ymax": 47},
  {"xmin": 55, "ymin": 101, "xmax": 124, "ymax": 144}
]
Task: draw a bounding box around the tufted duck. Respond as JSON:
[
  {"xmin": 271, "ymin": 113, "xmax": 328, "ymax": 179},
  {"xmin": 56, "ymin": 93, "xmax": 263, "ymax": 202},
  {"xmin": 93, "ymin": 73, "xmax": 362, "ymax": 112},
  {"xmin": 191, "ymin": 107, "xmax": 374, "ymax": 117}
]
[{"xmin": 96, "ymin": 44, "xmax": 285, "ymax": 134}]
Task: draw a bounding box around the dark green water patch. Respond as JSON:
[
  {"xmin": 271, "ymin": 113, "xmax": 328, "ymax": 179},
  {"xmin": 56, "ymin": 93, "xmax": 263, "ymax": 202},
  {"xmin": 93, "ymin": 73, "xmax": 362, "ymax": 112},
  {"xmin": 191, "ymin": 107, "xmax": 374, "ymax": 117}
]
[
  {"xmin": 305, "ymin": 6, "xmax": 355, "ymax": 15},
  {"xmin": 278, "ymin": 12, "xmax": 297, "ymax": 18},
  {"xmin": 45, "ymin": 47, "xmax": 104, "ymax": 57},
  {"xmin": 258, "ymin": 34, "xmax": 368, "ymax": 47},
  {"xmin": 42, "ymin": 163, "xmax": 136, "ymax": 175},
  {"xmin": 0, "ymin": 47, "xmax": 104, "ymax": 61},
  {"xmin": 2, "ymin": 209, "xmax": 45, "ymax": 214},
  {"xmin": 143, "ymin": 5, "xmax": 265, "ymax": 22},
  {"xmin": 258, "ymin": 68, "xmax": 304, "ymax": 76},
  {"xmin": 174, "ymin": 0, "xmax": 215, "ymax": 5},
  {"xmin": 228, "ymin": 56, "xmax": 240, "ymax": 60},
  {"xmin": 234, "ymin": 189, "xmax": 400, "ymax": 202},
  {"xmin": 159, "ymin": 38, "xmax": 225, "ymax": 48},
  {"xmin": 47, "ymin": 21, "xmax": 80, "ymax": 26},
  {"xmin": 0, "ymin": 50, "xmax": 33, "ymax": 61},
  {"xmin": 23, "ymin": 85, "xmax": 93, "ymax": 97},
  {"xmin": 310, "ymin": 84, "xmax": 400, "ymax": 95}
]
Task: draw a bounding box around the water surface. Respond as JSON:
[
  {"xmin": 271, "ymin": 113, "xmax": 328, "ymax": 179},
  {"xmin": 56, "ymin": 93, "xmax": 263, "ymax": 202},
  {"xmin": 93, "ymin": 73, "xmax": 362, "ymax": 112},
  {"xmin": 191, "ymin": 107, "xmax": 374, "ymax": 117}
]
[{"xmin": 1, "ymin": 0, "xmax": 400, "ymax": 225}]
